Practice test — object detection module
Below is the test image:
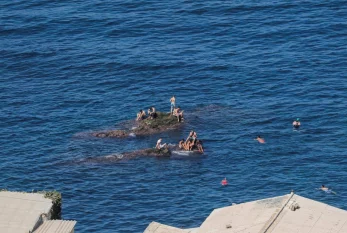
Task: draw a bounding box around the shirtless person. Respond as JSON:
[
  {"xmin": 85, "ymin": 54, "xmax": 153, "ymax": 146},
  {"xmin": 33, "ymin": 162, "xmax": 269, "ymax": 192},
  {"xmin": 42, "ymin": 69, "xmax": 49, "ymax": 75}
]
[
  {"xmin": 293, "ymin": 118, "xmax": 301, "ymax": 128},
  {"xmin": 173, "ymin": 107, "xmax": 184, "ymax": 122},
  {"xmin": 196, "ymin": 140, "xmax": 204, "ymax": 153},
  {"xmin": 136, "ymin": 110, "xmax": 146, "ymax": 121},
  {"xmin": 178, "ymin": 139, "xmax": 189, "ymax": 150},
  {"xmin": 319, "ymin": 185, "xmax": 337, "ymax": 194},
  {"xmin": 255, "ymin": 135, "xmax": 265, "ymax": 144},
  {"xmin": 186, "ymin": 131, "xmax": 197, "ymax": 151},
  {"xmin": 170, "ymin": 96, "xmax": 176, "ymax": 115}
]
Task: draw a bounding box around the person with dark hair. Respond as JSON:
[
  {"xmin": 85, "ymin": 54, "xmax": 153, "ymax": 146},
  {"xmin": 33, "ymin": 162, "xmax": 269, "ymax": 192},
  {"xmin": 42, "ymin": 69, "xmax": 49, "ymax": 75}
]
[
  {"xmin": 178, "ymin": 139, "xmax": 189, "ymax": 150},
  {"xmin": 293, "ymin": 118, "xmax": 301, "ymax": 128},
  {"xmin": 255, "ymin": 135, "xmax": 265, "ymax": 144},
  {"xmin": 196, "ymin": 140, "xmax": 204, "ymax": 153},
  {"xmin": 136, "ymin": 110, "xmax": 146, "ymax": 121}
]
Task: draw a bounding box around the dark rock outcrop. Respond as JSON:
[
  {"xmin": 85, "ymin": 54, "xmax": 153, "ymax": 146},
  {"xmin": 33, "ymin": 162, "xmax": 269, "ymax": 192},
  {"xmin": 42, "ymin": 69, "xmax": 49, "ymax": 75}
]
[{"xmin": 93, "ymin": 112, "xmax": 182, "ymax": 138}]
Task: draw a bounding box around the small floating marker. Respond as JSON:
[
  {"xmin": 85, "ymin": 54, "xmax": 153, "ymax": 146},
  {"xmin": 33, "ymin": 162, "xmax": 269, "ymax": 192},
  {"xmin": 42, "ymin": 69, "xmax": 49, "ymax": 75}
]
[{"xmin": 221, "ymin": 178, "xmax": 228, "ymax": 186}]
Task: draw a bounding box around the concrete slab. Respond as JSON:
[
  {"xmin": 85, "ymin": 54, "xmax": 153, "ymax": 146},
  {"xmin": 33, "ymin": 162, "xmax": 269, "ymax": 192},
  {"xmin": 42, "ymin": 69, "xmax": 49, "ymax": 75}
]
[
  {"xmin": 144, "ymin": 222, "xmax": 198, "ymax": 233},
  {"xmin": 33, "ymin": 220, "xmax": 76, "ymax": 233},
  {"xmin": 143, "ymin": 192, "xmax": 347, "ymax": 233},
  {"xmin": 0, "ymin": 191, "xmax": 52, "ymax": 233}
]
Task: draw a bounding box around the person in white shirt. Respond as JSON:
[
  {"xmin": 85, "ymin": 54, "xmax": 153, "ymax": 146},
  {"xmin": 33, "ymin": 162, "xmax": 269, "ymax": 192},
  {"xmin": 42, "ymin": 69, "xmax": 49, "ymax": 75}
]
[{"xmin": 156, "ymin": 138, "xmax": 167, "ymax": 149}]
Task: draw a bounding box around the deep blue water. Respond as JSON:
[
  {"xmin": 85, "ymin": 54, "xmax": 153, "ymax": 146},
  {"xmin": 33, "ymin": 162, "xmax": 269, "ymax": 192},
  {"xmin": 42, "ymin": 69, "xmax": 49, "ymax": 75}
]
[{"xmin": 1, "ymin": 0, "xmax": 347, "ymax": 232}]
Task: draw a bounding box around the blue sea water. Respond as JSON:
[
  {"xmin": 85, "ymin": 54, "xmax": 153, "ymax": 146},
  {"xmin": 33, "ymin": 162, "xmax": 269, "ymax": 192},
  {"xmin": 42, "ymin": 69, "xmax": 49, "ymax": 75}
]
[{"xmin": 1, "ymin": 0, "xmax": 347, "ymax": 232}]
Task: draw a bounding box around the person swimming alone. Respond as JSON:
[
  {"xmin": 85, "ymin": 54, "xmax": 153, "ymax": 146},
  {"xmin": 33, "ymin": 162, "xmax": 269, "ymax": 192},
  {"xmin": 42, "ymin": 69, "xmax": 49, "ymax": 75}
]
[
  {"xmin": 255, "ymin": 135, "xmax": 265, "ymax": 144},
  {"xmin": 293, "ymin": 118, "xmax": 301, "ymax": 128}
]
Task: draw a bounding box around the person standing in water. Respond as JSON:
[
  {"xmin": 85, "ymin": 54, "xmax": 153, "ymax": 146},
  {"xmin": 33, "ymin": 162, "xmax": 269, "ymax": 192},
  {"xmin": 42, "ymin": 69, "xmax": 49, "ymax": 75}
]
[
  {"xmin": 293, "ymin": 118, "xmax": 301, "ymax": 128},
  {"xmin": 170, "ymin": 96, "xmax": 176, "ymax": 115}
]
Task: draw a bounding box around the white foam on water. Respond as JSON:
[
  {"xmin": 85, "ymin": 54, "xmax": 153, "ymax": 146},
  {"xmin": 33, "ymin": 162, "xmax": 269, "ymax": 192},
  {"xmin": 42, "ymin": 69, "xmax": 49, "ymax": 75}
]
[
  {"xmin": 129, "ymin": 133, "xmax": 136, "ymax": 137},
  {"xmin": 171, "ymin": 150, "xmax": 194, "ymax": 156},
  {"xmin": 105, "ymin": 153, "xmax": 123, "ymax": 159}
]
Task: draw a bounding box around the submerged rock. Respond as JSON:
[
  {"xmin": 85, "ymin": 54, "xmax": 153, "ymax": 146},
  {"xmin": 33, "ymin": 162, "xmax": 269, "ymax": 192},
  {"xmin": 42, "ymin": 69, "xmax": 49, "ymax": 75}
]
[
  {"xmin": 124, "ymin": 147, "xmax": 172, "ymax": 158},
  {"xmin": 93, "ymin": 112, "xmax": 182, "ymax": 138}
]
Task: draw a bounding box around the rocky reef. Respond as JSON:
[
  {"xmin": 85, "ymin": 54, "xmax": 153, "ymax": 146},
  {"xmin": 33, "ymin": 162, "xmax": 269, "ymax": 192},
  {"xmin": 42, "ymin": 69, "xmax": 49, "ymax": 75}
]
[{"xmin": 93, "ymin": 112, "xmax": 182, "ymax": 138}]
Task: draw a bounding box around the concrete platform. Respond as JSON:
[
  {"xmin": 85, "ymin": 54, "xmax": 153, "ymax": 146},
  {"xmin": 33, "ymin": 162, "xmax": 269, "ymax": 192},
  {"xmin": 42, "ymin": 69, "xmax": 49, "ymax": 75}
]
[
  {"xmin": 144, "ymin": 222, "xmax": 198, "ymax": 233},
  {"xmin": 0, "ymin": 191, "xmax": 53, "ymax": 233},
  {"xmin": 144, "ymin": 192, "xmax": 347, "ymax": 233},
  {"xmin": 33, "ymin": 220, "xmax": 76, "ymax": 233}
]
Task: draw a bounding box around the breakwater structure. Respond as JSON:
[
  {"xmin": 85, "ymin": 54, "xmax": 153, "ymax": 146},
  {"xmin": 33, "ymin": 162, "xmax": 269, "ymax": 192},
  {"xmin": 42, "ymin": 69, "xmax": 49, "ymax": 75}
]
[
  {"xmin": 144, "ymin": 191, "xmax": 347, "ymax": 233},
  {"xmin": 0, "ymin": 190, "xmax": 76, "ymax": 233}
]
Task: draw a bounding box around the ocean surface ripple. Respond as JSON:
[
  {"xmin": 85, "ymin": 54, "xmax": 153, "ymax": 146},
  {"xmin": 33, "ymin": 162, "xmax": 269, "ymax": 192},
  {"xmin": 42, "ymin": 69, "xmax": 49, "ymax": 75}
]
[{"xmin": 1, "ymin": 0, "xmax": 347, "ymax": 232}]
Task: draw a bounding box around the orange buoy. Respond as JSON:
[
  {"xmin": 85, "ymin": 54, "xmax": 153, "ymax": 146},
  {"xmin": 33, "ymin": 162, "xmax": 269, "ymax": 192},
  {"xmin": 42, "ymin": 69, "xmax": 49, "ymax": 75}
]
[{"xmin": 221, "ymin": 178, "xmax": 228, "ymax": 186}]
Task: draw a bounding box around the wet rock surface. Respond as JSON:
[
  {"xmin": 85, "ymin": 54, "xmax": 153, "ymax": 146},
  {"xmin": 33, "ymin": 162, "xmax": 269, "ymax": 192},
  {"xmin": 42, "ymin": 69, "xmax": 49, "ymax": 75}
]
[{"xmin": 92, "ymin": 112, "xmax": 182, "ymax": 138}]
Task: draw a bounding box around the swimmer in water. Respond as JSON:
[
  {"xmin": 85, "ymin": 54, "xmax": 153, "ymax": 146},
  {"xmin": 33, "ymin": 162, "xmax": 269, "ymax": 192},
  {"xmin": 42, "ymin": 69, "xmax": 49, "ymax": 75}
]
[
  {"xmin": 319, "ymin": 185, "xmax": 336, "ymax": 194},
  {"xmin": 255, "ymin": 135, "xmax": 265, "ymax": 144},
  {"xmin": 293, "ymin": 118, "xmax": 301, "ymax": 128}
]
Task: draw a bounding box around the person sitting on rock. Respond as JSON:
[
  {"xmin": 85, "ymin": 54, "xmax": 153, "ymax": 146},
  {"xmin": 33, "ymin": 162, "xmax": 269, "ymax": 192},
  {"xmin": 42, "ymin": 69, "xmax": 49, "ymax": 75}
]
[
  {"xmin": 156, "ymin": 138, "xmax": 167, "ymax": 150},
  {"xmin": 185, "ymin": 131, "xmax": 197, "ymax": 151},
  {"xmin": 136, "ymin": 110, "xmax": 146, "ymax": 121},
  {"xmin": 178, "ymin": 139, "xmax": 189, "ymax": 150},
  {"xmin": 148, "ymin": 106, "xmax": 157, "ymax": 119},
  {"xmin": 189, "ymin": 131, "xmax": 198, "ymax": 150},
  {"xmin": 293, "ymin": 118, "xmax": 301, "ymax": 128},
  {"xmin": 185, "ymin": 131, "xmax": 194, "ymax": 144},
  {"xmin": 196, "ymin": 140, "xmax": 204, "ymax": 153},
  {"xmin": 147, "ymin": 108, "xmax": 151, "ymax": 116},
  {"xmin": 173, "ymin": 107, "xmax": 184, "ymax": 122}
]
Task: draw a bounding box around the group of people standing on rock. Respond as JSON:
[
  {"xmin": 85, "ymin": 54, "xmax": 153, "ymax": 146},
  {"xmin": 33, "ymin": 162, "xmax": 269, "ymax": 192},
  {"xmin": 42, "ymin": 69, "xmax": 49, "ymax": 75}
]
[
  {"xmin": 136, "ymin": 106, "xmax": 157, "ymax": 121},
  {"xmin": 136, "ymin": 96, "xmax": 183, "ymax": 122}
]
